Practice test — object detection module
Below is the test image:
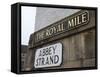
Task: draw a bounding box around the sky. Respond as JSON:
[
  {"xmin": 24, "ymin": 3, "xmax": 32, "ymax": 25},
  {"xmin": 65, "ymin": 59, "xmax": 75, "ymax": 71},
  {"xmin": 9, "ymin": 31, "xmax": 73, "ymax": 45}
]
[{"xmin": 21, "ymin": 6, "xmax": 36, "ymax": 45}]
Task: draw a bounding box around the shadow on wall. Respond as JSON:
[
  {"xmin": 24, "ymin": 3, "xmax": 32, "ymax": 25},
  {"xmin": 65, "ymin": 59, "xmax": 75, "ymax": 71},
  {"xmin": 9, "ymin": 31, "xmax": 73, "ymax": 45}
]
[{"xmin": 21, "ymin": 45, "xmax": 28, "ymax": 71}]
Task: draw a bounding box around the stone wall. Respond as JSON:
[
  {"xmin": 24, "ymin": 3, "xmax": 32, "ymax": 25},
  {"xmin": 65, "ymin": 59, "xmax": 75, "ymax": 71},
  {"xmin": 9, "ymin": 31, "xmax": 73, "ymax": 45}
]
[{"xmin": 25, "ymin": 10, "xmax": 96, "ymax": 71}]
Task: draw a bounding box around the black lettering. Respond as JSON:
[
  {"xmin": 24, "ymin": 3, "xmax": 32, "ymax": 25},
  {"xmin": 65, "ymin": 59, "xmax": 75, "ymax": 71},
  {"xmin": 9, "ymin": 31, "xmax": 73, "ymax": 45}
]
[
  {"xmin": 54, "ymin": 55, "xmax": 59, "ymax": 64},
  {"xmin": 42, "ymin": 49, "xmax": 47, "ymax": 56},
  {"xmin": 45, "ymin": 57, "xmax": 49, "ymax": 65},
  {"xmin": 39, "ymin": 50, "xmax": 42, "ymax": 56},
  {"xmin": 41, "ymin": 58, "xmax": 45, "ymax": 65},
  {"xmin": 52, "ymin": 45, "xmax": 57, "ymax": 54},
  {"xmin": 49, "ymin": 56, "xmax": 54, "ymax": 64},
  {"xmin": 45, "ymin": 48, "xmax": 51, "ymax": 55}
]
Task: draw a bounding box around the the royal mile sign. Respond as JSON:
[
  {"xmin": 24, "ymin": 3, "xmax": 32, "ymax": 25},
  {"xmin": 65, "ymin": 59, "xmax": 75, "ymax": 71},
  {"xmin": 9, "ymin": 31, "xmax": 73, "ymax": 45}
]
[{"xmin": 34, "ymin": 10, "xmax": 89, "ymax": 43}]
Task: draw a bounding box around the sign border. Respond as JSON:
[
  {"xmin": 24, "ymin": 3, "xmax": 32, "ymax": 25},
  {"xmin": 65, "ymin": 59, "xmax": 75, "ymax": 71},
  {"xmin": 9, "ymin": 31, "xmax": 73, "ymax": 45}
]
[{"xmin": 34, "ymin": 42, "xmax": 63, "ymax": 69}]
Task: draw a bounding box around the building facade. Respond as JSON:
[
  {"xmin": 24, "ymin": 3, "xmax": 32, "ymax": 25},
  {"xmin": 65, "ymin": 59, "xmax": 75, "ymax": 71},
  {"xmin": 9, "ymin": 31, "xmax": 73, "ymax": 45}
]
[{"xmin": 25, "ymin": 8, "xmax": 96, "ymax": 71}]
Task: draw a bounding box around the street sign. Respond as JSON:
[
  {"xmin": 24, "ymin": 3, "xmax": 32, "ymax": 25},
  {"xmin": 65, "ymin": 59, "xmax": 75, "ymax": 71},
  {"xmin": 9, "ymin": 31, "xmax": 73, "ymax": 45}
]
[
  {"xmin": 34, "ymin": 11, "xmax": 89, "ymax": 43},
  {"xmin": 34, "ymin": 43, "xmax": 62, "ymax": 68}
]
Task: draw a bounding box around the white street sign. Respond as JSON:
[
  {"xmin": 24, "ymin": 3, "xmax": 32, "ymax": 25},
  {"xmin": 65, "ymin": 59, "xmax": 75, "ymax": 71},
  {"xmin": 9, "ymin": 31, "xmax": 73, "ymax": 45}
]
[{"xmin": 34, "ymin": 43, "xmax": 62, "ymax": 68}]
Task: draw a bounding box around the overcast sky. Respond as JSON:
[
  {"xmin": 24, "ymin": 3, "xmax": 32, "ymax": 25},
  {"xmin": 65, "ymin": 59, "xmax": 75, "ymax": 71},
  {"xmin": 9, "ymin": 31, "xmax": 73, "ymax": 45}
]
[{"xmin": 21, "ymin": 6, "xmax": 36, "ymax": 45}]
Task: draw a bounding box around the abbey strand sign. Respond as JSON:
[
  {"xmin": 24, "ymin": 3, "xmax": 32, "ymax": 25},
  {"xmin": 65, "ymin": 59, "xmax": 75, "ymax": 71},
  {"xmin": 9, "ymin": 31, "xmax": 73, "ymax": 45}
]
[
  {"xmin": 34, "ymin": 43, "xmax": 62, "ymax": 68},
  {"xmin": 34, "ymin": 10, "xmax": 89, "ymax": 43}
]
